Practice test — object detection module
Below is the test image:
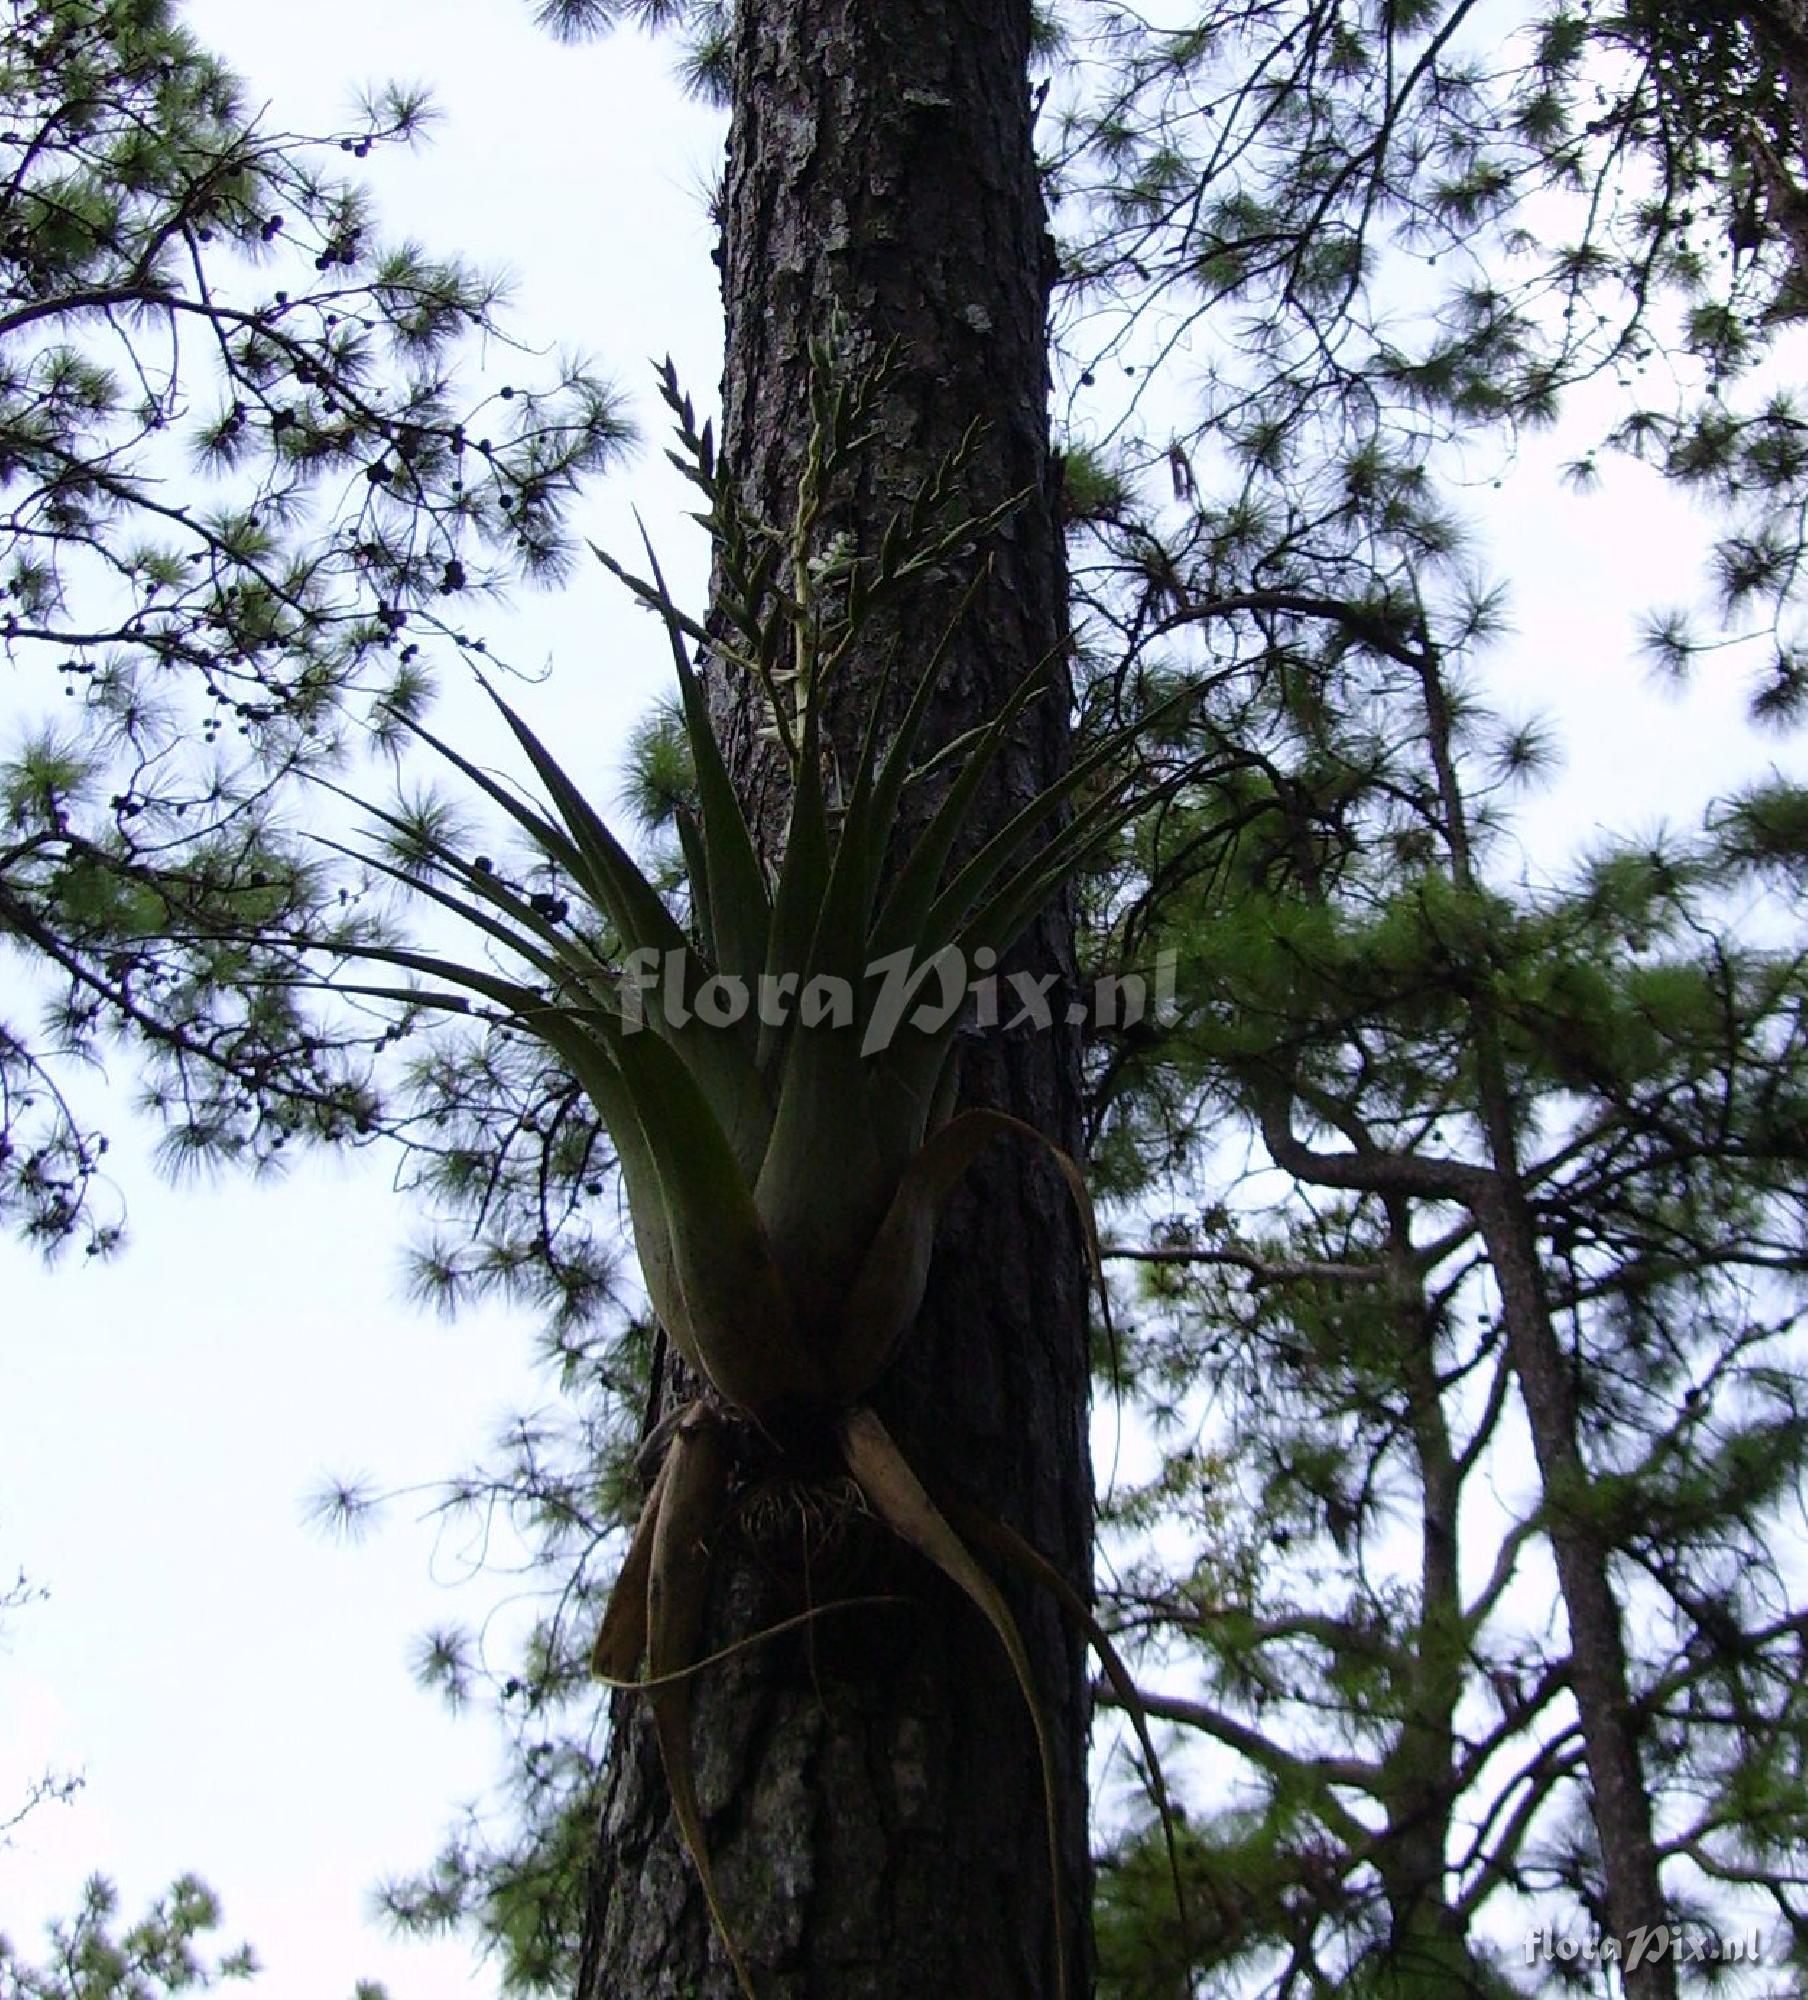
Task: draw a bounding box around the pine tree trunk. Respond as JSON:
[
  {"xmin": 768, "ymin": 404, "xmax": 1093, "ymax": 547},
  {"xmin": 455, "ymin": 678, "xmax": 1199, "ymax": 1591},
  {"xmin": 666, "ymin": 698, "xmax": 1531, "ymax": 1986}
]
[
  {"xmin": 1379, "ymin": 1211, "xmax": 1487, "ymax": 1991},
  {"xmin": 577, "ymin": 4, "xmax": 1091, "ymax": 1996},
  {"xmin": 1476, "ymin": 1188, "xmax": 1677, "ymax": 2000},
  {"xmin": 1415, "ymin": 663, "xmax": 1675, "ymax": 2000}
]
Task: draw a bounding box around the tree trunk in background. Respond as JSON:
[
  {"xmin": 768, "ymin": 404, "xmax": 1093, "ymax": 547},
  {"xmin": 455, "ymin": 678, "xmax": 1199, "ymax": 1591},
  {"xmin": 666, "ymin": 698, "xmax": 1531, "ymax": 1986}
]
[
  {"xmin": 1478, "ymin": 1187, "xmax": 1677, "ymax": 2000},
  {"xmin": 1416, "ymin": 663, "xmax": 1674, "ymax": 2000},
  {"xmin": 578, "ymin": 3, "xmax": 1090, "ymax": 1995},
  {"xmin": 1378, "ymin": 1212, "xmax": 1488, "ymax": 1992}
]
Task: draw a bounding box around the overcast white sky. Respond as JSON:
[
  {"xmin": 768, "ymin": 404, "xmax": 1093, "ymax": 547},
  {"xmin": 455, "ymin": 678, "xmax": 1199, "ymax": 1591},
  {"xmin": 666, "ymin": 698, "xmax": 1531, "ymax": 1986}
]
[
  {"xmin": 0, "ymin": 5, "xmax": 1801, "ymax": 1998},
  {"xmin": 0, "ymin": 8, "xmax": 722, "ymax": 1996}
]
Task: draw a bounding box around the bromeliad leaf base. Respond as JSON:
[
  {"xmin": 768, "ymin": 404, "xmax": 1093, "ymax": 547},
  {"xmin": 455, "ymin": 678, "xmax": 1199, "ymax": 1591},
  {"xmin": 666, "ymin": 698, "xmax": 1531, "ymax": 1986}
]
[{"xmin": 306, "ymin": 351, "xmax": 1194, "ymax": 2000}]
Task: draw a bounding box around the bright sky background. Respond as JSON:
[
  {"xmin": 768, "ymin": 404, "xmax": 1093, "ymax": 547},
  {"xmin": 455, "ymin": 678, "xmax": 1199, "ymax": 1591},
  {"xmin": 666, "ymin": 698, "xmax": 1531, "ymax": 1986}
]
[
  {"xmin": 1, "ymin": 5, "xmax": 1802, "ymax": 1998},
  {"xmin": 1, "ymin": 8, "xmax": 722, "ymax": 1996}
]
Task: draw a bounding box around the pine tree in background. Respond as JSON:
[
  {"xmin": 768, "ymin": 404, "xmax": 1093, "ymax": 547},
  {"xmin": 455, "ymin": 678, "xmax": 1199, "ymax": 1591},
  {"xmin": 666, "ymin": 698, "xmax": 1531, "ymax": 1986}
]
[
  {"xmin": 0, "ymin": 1566, "xmax": 80, "ymax": 1846},
  {"xmin": 0, "ymin": 1874, "xmax": 261, "ymax": 2000},
  {"xmin": 9, "ymin": 1, "xmax": 1808, "ymax": 1997},
  {"xmin": 1082, "ymin": 630, "xmax": 1808, "ymax": 1994},
  {"xmin": 359, "ymin": 4, "xmax": 1808, "ymax": 1995},
  {"xmin": 0, "ymin": 0, "xmax": 629, "ymax": 1253},
  {"xmin": 1, "ymin": 1581, "xmax": 269, "ymax": 2000}
]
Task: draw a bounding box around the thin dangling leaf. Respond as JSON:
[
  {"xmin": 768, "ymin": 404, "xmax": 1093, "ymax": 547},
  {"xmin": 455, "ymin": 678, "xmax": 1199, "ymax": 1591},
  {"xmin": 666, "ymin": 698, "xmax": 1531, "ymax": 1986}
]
[
  {"xmin": 834, "ymin": 1109, "xmax": 1107, "ymax": 1402},
  {"xmin": 596, "ymin": 1595, "xmax": 905, "ymax": 1691},
  {"xmin": 837, "ymin": 1405, "xmax": 1068, "ymax": 2000},
  {"xmin": 350, "ymin": 952, "xmax": 692, "ymax": 1392},
  {"xmin": 946, "ymin": 1501, "xmax": 1194, "ymax": 1954},
  {"xmin": 289, "ymin": 976, "xmax": 475, "ymax": 1019},
  {"xmin": 505, "ymin": 1010, "xmax": 676, "ymax": 1288},
  {"xmin": 590, "ymin": 1431, "xmax": 682, "ymax": 1682},
  {"xmin": 314, "ymin": 932, "xmax": 631, "ymax": 1134},
  {"xmin": 302, "ymin": 958, "xmax": 697, "ymax": 1386},
  {"xmin": 645, "ymin": 1407, "xmax": 757, "ymax": 2000},
  {"xmin": 323, "ymin": 742, "xmax": 794, "ymax": 1384}
]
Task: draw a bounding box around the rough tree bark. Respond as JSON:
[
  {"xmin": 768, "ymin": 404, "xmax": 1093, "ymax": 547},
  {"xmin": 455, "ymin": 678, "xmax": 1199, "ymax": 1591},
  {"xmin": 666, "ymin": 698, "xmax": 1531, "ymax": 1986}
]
[{"xmin": 577, "ymin": 3, "xmax": 1091, "ymax": 1996}]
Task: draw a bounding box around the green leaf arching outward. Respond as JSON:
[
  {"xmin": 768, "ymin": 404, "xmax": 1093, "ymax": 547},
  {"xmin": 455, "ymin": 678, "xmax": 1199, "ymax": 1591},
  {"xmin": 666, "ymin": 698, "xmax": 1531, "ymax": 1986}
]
[{"xmin": 833, "ymin": 1107, "xmax": 1107, "ymax": 1404}]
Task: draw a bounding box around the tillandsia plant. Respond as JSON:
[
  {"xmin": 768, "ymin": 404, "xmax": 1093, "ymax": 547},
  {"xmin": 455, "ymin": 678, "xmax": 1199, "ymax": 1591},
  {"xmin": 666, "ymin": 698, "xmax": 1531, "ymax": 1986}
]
[{"xmin": 313, "ymin": 346, "xmax": 1189, "ymax": 1999}]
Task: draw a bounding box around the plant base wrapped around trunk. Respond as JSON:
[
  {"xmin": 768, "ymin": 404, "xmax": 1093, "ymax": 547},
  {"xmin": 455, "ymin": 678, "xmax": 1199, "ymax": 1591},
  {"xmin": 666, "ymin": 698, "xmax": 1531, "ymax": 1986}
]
[{"xmin": 308, "ymin": 350, "xmax": 1192, "ymax": 1997}]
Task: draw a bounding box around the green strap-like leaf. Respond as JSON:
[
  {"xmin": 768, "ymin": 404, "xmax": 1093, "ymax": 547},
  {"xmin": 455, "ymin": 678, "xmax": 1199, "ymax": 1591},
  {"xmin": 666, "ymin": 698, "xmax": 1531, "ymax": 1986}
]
[
  {"xmin": 609, "ymin": 1024, "xmax": 819, "ymax": 1414},
  {"xmin": 443, "ymin": 692, "xmax": 773, "ymax": 1170},
  {"xmin": 484, "ymin": 685, "xmax": 700, "ymax": 975},
  {"xmin": 355, "ymin": 723, "xmax": 772, "ymax": 1168},
  {"xmin": 835, "ymin": 1108, "xmax": 1104, "ymax": 1400},
  {"xmin": 319, "ymin": 939, "xmax": 564, "ymax": 1023},
  {"xmin": 802, "ymin": 647, "xmax": 897, "ymax": 992},
  {"xmin": 378, "ymin": 710, "xmax": 592, "ymax": 900},
  {"xmin": 320, "ymin": 825, "xmax": 615, "ymax": 1019},
  {"xmin": 530, "ymin": 1017, "xmax": 699, "ymax": 1381},
  {"xmin": 918, "ymin": 688, "xmax": 1195, "ymax": 957},
  {"xmin": 859, "ymin": 569, "xmax": 988, "ymax": 921},
  {"xmin": 673, "ymin": 805, "xmax": 717, "ymax": 965},
  {"xmin": 317, "ymin": 936, "xmax": 698, "ymax": 1381},
  {"xmin": 954, "ymin": 776, "xmax": 1143, "ymax": 971},
  {"xmin": 869, "ymin": 646, "xmax": 1054, "ymax": 962},
  {"xmin": 758, "ymin": 726, "xmax": 831, "ymax": 1079},
  {"xmin": 637, "ymin": 519, "xmax": 774, "ymax": 986},
  {"xmin": 753, "ymin": 1011, "xmax": 892, "ymax": 1354}
]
